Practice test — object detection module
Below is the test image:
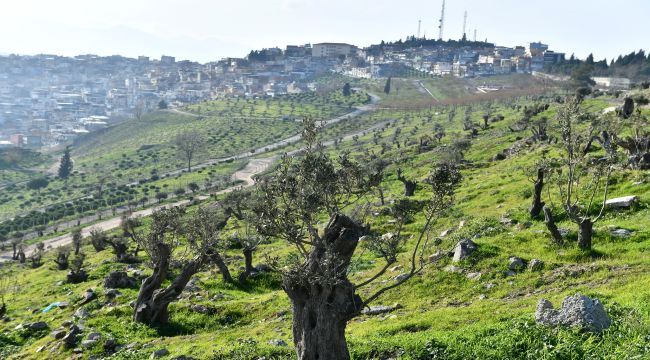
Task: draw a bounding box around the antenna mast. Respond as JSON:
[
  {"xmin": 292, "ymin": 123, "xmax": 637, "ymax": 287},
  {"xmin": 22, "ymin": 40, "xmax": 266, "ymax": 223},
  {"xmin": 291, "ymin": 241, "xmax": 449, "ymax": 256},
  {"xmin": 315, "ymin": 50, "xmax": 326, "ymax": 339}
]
[
  {"xmin": 417, "ymin": 20, "xmax": 422, "ymax": 39},
  {"xmin": 462, "ymin": 10, "xmax": 467, "ymax": 38},
  {"xmin": 437, "ymin": 0, "xmax": 445, "ymax": 40},
  {"xmin": 473, "ymin": 29, "xmax": 477, "ymax": 42}
]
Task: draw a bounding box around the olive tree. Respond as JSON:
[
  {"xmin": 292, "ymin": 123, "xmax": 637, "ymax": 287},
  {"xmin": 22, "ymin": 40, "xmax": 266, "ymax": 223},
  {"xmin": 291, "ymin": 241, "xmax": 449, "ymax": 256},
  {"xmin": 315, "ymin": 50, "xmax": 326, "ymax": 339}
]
[
  {"xmin": 133, "ymin": 206, "xmax": 228, "ymax": 325},
  {"xmin": 175, "ymin": 131, "xmax": 205, "ymax": 173},
  {"xmin": 252, "ymin": 120, "xmax": 461, "ymax": 360},
  {"xmin": 71, "ymin": 228, "xmax": 82, "ymax": 255},
  {"xmin": 89, "ymin": 228, "xmax": 107, "ymax": 252},
  {"xmin": 547, "ymin": 97, "xmax": 616, "ymax": 250}
]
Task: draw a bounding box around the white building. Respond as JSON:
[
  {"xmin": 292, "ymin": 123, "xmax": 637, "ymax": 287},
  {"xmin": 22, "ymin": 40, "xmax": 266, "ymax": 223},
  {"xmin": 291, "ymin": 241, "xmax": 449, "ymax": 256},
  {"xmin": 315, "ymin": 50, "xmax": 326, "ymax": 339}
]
[
  {"xmin": 592, "ymin": 77, "xmax": 631, "ymax": 89},
  {"xmin": 312, "ymin": 43, "xmax": 357, "ymax": 58}
]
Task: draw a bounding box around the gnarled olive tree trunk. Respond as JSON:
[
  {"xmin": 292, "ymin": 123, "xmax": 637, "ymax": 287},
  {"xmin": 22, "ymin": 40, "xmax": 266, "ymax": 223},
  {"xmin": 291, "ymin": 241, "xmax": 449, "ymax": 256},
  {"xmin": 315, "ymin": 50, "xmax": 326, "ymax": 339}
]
[
  {"xmin": 211, "ymin": 252, "xmax": 233, "ymax": 283},
  {"xmin": 397, "ymin": 169, "xmax": 417, "ymax": 197},
  {"xmin": 529, "ymin": 168, "xmax": 545, "ymax": 218},
  {"xmin": 543, "ymin": 206, "xmax": 563, "ymax": 245},
  {"xmin": 284, "ymin": 214, "xmax": 365, "ymax": 360},
  {"xmin": 577, "ymin": 218, "xmax": 593, "ymax": 250},
  {"xmin": 133, "ymin": 243, "xmax": 203, "ymax": 325}
]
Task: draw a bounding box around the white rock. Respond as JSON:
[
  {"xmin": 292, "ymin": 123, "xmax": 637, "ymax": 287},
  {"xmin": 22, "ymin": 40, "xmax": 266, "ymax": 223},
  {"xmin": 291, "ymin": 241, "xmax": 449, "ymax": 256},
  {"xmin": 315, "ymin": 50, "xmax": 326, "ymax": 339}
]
[{"xmin": 605, "ymin": 195, "xmax": 638, "ymax": 209}]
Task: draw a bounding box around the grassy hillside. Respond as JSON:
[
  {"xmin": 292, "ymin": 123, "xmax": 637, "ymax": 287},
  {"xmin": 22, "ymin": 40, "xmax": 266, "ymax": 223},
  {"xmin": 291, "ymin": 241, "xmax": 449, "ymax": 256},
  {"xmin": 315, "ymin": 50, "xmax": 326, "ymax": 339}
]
[
  {"xmin": 1, "ymin": 85, "xmax": 650, "ymax": 359},
  {"xmin": 0, "ymin": 90, "xmax": 371, "ymax": 235}
]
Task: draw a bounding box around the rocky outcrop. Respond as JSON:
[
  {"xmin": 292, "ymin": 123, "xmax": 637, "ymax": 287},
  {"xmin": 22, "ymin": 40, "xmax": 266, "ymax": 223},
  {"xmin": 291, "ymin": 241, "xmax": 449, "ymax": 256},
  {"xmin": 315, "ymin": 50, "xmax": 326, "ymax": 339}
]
[{"xmin": 535, "ymin": 294, "xmax": 611, "ymax": 333}]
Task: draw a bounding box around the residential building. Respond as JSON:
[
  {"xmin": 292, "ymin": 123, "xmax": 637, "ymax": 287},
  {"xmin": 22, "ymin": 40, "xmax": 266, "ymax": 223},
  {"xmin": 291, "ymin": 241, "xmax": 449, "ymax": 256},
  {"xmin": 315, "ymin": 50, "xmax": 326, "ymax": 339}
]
[{"xmin": 312, "ymin": 43, "xmax": 357, "ymax": 58}]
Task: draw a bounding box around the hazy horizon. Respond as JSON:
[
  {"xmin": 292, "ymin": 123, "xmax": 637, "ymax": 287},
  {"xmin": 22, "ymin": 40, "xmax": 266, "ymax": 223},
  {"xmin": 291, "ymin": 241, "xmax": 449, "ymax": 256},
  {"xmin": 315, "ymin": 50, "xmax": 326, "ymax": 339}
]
[{"xmin": 1, "ymin": 0, "xmax": 648, "ymax": 63}]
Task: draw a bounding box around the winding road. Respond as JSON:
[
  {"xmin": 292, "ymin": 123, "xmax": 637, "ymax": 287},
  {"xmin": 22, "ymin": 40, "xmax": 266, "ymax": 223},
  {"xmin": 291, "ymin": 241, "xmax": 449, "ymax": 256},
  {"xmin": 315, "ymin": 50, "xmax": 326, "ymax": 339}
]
[{"xmin": 0, "ymin": 94, "xmax": 381, "ymax": 263}]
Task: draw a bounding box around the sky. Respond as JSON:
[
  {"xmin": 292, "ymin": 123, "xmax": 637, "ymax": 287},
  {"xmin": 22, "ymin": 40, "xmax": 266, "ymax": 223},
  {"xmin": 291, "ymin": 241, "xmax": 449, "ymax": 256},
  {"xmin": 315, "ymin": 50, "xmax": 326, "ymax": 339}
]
[{"xmin": 0, "ymin": 0, "xmax": 648, "ymax": 63}]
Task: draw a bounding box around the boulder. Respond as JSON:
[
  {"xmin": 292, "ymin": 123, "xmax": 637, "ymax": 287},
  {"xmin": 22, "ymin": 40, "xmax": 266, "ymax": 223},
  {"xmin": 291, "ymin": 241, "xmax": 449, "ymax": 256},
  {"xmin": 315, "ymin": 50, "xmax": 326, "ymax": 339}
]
[
  {"xmin": 535, "ymin": 294, "xmax": 611, "ymax": 333},
  {"xmin": 63, "ymin": 325, "xmax": 81, "ymax": 348},
  {"xmin": 452, "ymin": 239, "xmax": 477, "ymax": 262},
  {"xmin": 103, "ymin": 271, "xmax": 138, "ymax": 289},
  {"xmin": 67, "ymin": 270, "xmax": 89, "ymax": 284},
  {"xmin": 610, "ymin": 228, "xmax": 633, "ymax": 238},
  {"xmin": 74, "ymin": 307, "xmax": 90, "ymax": 319},
  {"xmin": 190, "ymin": 304, "xmax": 212, "ymax": 314},
  {"xmin": 105, "ymin": 289, "xmax": 122, "ymax": 300},
  {"xmin": 87, "ymin": 332, "xmax": 101, "ymax": 341},
  {"xmin": 254, "ymin": 264, "xmax": 273, "ymax": 273},
  {"xmin": 528, "ymin": 259, "xmax": 544, "ymax": 271},
  {"xmin": 393, "ymin": 273, "xmax": 410, "ymax": 282},
  {"xmin": 151, "ymin": 348, "xmax": 170, "ymax": 358},
  {"xmin": 81, "ymin": 339, "xmax": 98, "ymax": 348},
  {"xmin": 29, "ymin": 321, "xmax": 48, "ymax": 330},
  {"xmin": 79, "ymin": 289, "xmax": 97, "ymax": 305},
  {"xmin": 51, "ymin": 329, "xmax": 66, "ymax": 339},
  {"xmin": 104, "ymin": 338, "xmax": 118, "ymax": 354},
  {"xmin": 605, "ymin": 195, "xmax": 638, "ymax": 209},
  {"xmin": 184, "ymin": 279, "xmax": 201, "ymax": 293},
  {"xmin": 508, "ymin": 257, "xmax": 525, "ymax": 271}
]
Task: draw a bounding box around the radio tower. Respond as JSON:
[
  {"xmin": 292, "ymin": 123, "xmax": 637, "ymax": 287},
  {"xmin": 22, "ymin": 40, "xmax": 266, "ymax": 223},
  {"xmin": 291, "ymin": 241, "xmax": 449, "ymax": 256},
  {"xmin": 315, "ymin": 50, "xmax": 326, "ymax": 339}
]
[
  {"xmin": 437, "ymin": 0, "xmax": 446, "ymax": 40},
  {"xmin": 417, "ymin": 20, "xmax": 422, "ymax": 39},
  {"xmin": 462, "ymin": 11, "xmax": 468, "ymax": 39},
  {"xmin": 473, "ymin": 29, "xmax": 477, "ymax": 42}
]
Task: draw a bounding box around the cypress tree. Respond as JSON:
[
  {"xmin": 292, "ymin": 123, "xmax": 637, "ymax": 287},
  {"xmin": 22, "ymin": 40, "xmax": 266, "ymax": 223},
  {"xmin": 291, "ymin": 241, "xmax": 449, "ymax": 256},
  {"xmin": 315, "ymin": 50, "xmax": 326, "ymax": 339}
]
[
  {"xmin": 384, "ymin": 77, "xmax": 391, "ymax": 95},
  {"xmin": 58, "ymin": 146, "xmax": 73, "ymax": 186}
]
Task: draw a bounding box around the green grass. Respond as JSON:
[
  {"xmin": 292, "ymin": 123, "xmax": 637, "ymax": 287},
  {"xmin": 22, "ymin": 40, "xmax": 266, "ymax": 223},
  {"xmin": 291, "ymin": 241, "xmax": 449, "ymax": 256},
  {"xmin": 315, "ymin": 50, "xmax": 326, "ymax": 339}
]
[{"xmin": 1, "ymin": 84, "xmax": 650, "ymax": 359}]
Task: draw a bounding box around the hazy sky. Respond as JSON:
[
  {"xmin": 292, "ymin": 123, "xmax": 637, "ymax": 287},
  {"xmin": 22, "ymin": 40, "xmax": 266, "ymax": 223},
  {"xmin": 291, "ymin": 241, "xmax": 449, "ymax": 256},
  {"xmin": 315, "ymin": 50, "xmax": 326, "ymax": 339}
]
[{"xmin": 0, "ymin": 0, "xmax": 647, "ymax": 63}]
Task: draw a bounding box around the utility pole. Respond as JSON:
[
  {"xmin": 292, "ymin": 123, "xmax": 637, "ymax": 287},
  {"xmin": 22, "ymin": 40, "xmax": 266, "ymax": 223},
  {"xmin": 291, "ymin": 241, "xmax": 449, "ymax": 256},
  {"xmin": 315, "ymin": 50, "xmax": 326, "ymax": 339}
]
[{"xmin": 437, "ymin": 0, "xmax": 446, "ymax": 40}]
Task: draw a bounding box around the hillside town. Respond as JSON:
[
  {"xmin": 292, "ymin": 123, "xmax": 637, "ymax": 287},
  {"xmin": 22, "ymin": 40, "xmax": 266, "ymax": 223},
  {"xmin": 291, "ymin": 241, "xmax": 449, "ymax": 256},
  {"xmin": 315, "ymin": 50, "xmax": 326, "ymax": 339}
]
[{"xmin": 0, "ymin": 39, "xmax": 628, "ymax": 151}]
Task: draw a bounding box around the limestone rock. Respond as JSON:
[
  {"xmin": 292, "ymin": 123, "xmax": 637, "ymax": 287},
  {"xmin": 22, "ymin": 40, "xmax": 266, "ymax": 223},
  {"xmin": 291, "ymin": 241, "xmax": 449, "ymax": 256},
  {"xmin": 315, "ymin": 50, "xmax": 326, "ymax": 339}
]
[
  {"xmin": 393, "ymin": 273, "xmax": 410, "ymax": 282},
  {"xmin": 452, "ymin": 239, "xmax": 477, "ymax": 263},
  {"xmin": 81, "ymin": 339, "xmax": 98, "ymax": 348},
  {"xmin": 362, "ymin": 303, "xmax": 402, "ymax": 315},
  {"xmin": 51, "ymin": 329, "xmax": 67, "ymax": 339},
  {"xmin": 79, "ymin": 289, "xmax": 97, "ymax": 305},
  {"xmin": 74, "ymin": 307, "xmax": 90, "ymax": 319},
  {"xmin": 535, "ymin": 294, "xmax": 611, "ymax": 333},
  {"xmin": 151, "ymin": 348, "xmax": 170, "ymax": 358},
  {"xmin": 528, "ymin": 259, "xmax": 544, "ymax": 271},
  {"xmin": 508, "ymin": 257, "xmax": 525, "ymax": 271},
  {"xmin": 610, "ymin": 228, "xmax": 633, "ymax": 238},
  {"xmin": 190, "ymin": 304, "xmax": 212, "ymax": 314},
  {"xmin": 605, "ymin": 195, "xmax": 638, "ymax": 209}
]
